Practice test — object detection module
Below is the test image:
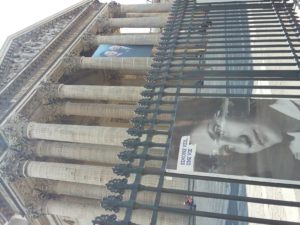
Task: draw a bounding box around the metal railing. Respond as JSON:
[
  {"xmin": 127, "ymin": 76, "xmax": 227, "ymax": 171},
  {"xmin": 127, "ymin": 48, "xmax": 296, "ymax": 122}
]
[{"xmin": 95, "ymin": 0, "xmax": 300, "ymax": 224}]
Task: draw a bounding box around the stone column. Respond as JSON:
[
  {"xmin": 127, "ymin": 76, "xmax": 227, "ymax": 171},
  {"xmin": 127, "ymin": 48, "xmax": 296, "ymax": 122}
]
[
  {"xmin": 34, "ymin": 141, "xmax": 124, "ymax": 164},
  {"xmin": 41, "ymin": 197, "xmax": 110, "ymax": 220},
  {"xmin": 42, "ymin": 181, "xmax": 184, "ymax": 209},
  {"xmin": 23, "ymin": 161, "xmax": 182, "ymax": 188},
  {"xmin": 68, "ymin": 56, "xmax": 204, "ymax": 74},
  {"xmin": 27, "ymin": 122, "xmax": 129, "ymax": 146},
  {"xmin": 63, "ymin": 56, "xmax": 152, "ymax": 74},
  {"xmin": 50, "ymin": 84, "xmax": 144, "ymax": 102},
  {"xmin": 34, "ymin": 141, "xmax": 163, "ymax": 167},
  {"xmin": 40, "ymin": 196, "xmax": 188, "ymax": 225},
  {"xmin": 44, "ymin": 181, "xmax": 111, "ymax": 200},
  {"xmin": 107, "ymin": 16, "xmax": 168, "ymax": 28},
  {"xmin": 120, "ymin": 3, "xmax": 172, "ymax": 13},
  {"xmin": 80, "ymin": 56, "xmax": 153, "ymax": 74},
  {"xmin": 126, "ymin": 13, "xmax": 168, "ymax": 18},
  {"xmin": 59, "ymin": 102, "xmax": 136, "ymax": 119},
  {"xmin": 23, "ymin": 161, "xmax": 116, "ymax": 186},
  {"xmin": 93, "ymin": 33, "xmax": 160, "ymax": 45}
]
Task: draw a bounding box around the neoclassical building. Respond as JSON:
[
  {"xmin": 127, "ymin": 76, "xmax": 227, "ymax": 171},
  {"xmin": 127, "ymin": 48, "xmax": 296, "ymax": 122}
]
[
  {"xmin": 2, "ymin": 0, "xmax": 300, "ymax": 225},
  {"xmin": 0, "ymin": 1, "xmax": 176, "ymax": 225}
]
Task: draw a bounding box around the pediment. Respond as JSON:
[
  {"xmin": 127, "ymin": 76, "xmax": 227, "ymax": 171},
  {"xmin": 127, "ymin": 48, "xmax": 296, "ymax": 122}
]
[{"xmin": 0, "ymin": 0, "xmax": 93, "ymax": 92}]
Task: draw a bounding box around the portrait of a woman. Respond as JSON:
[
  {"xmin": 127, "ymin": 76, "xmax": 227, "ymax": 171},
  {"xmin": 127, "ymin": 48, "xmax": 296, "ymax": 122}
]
[
  {"xmin": 92, "ymin": 44, "xmax": 153, "ymax": 58},
  {"xmin": 167, "ymin": 97, "xmax": 300, "ymax": 182}
]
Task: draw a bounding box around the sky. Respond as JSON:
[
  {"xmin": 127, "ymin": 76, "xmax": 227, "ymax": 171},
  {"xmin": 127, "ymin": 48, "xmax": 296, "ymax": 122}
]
[{"xmin": 0, "ymin": 0, "xmax": 147, "ymax": 49}]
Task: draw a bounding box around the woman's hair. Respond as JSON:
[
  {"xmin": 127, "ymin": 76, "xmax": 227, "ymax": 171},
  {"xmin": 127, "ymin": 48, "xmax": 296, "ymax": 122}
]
[
  {"xmin": 175, "ymin": 97, "xmax": 299, "ymax": 133},
  {"xmin": 169, "ymin": 97, "xmax": 300, "ymax": 180},
  {"xmin": 175, "ymin": 98, "xmax": 224, "ymax": 121}
]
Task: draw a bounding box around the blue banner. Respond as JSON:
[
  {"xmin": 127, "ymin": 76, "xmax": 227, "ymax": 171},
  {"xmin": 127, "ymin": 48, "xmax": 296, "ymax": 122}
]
[{"xmin": 92, "ymin": 44, "xmax": 152, "ymax": 57}]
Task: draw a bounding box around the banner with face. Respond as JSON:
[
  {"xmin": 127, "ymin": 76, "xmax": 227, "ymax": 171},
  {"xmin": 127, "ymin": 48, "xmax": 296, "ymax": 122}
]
[
  {"xmin": 167, "ymin": 97, "xmax": 300, "ymax": 184},
  {"xmin": 92, "ymin": 44, "xmax": 153, "ymax": 57}
]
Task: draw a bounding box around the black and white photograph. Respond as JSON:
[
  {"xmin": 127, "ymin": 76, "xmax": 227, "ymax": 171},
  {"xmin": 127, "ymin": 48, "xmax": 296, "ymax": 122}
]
[{"xmin": 167, "ymin": 97, "xmax": 300, "ymax": 183}]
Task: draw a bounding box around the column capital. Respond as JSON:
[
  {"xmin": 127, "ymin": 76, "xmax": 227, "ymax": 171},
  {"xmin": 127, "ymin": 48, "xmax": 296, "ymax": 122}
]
[
  {"xmin": 108, "ymin": 1, "xmax": 121, "ymax": 17},
  {"xmin": 62, "ymin": 55, "xmax": 81, "ymax": 74},
  {"xmin": 26, "ymin": 204, "xmax": 44, "ymax": 218},
  {"xmin": 38, "ymin": 82, "xmax": 62, "ymax": 104},
  {"xmin": 96, "ymin": 17, "xmax": 111, "ymax": 33},
  {"xmin": 2, "ymin": 114, "xmax": 29, "ymax": 147},
  {"xmin": 26, "ymin": 188, "xmax": 61, "ymax": 218},
  {"xmin": 82, "ymin": 32, "xmax": 97, "ymax": 51},
  {"xmin": 43, "ymin": 102, "xmax": 64, "ymax": 117},
  {"xmin": 91, "ymin": 0, "xmax": 102, "ymax": 11},
  {"xmin": 0, "ymin": 151, "xmax": 27, "ymax": 182}
]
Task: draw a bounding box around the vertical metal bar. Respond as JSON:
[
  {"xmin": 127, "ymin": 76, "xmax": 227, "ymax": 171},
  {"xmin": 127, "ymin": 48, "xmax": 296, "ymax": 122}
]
[
  {"xmin": 149, "ymin": 0, "xmax": 194, "ymax": 224},
  {"xmin": 272, "ymin": 0, "xmax": 300, "ymax": 69},
  {"xmin": 99, "ymin": 1, "xmax": 300, "ymax": 224},
  {"xmin": 124, "ymin": 0, "xmax": 187, "ymax": 224}
]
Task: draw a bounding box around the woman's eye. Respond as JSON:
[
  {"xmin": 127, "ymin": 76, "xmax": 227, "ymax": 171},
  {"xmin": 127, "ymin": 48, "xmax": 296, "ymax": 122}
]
[
  {"xmin": 213, "ymin": 124, "xmax": 222, "ymax": 136},
  {"xmin": 224, "ymin": 145, "xmax": 230, "ymax": 152},
  {"xmin": 220, "ymin": 145, "xmax": 232, "ymax": 155}
]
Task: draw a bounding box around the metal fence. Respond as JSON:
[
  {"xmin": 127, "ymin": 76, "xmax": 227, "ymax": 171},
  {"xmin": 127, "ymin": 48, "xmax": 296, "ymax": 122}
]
[{"xmin": 94, "ymin": 0, "xmax": 300, "ymax": 224}]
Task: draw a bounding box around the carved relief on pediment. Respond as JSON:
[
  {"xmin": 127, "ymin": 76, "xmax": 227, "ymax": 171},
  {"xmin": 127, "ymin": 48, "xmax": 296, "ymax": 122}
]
[{"xmin": 0, "ymin": 5, "xmax": 86, "ymax": 91}]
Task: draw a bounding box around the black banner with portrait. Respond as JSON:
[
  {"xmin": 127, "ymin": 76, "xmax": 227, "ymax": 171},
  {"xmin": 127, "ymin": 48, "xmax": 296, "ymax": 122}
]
[{"xmin": 167, "ymin": 98, "xmax": 300, "ymax": 184}]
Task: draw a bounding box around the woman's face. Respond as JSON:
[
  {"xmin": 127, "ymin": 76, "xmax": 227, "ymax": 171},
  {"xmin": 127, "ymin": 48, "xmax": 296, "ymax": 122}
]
[
  {"xmin": 190, "ymin": 113, "xmax": 283, "ymax": 155},
  {"xmin": 103, "ymin": 50, "xmax": 121, "ymax": 57}
]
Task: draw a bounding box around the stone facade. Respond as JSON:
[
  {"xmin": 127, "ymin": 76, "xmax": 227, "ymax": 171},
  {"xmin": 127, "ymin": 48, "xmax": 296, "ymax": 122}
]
[{"xmin": 0, "ymin": 1, "xmax": 181, "ymax": 225}]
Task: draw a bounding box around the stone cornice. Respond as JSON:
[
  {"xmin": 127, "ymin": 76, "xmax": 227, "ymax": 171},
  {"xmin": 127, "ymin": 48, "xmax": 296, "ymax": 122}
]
[
  {"xmin": 0, "ymin": 1, "xmax": 92, "ymax": 92},
  {"xmin": 0, "ymin": 0, "xmax": 94, "ymax": 60},
  {"xmin": 0, "ymin": 0, "xmax": 103, "ymax": 125}
]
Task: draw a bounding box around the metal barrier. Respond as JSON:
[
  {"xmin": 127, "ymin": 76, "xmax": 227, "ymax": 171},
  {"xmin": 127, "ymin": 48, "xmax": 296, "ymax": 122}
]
[{"xmin": 95, "ymin": 0, "xmax": 300, "ymax": 224}]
